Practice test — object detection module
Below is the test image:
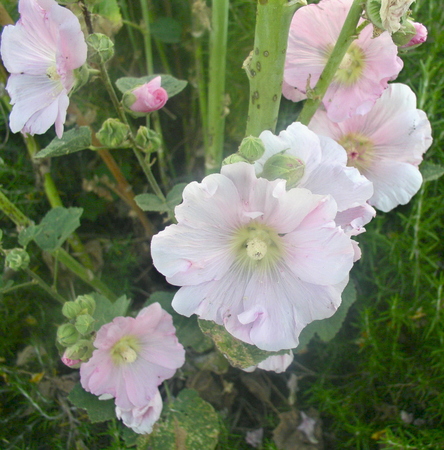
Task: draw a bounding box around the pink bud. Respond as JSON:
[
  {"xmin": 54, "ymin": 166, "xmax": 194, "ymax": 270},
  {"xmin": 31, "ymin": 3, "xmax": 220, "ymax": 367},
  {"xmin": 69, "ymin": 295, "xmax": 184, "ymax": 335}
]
[
  {"xmin": 129, "ymin": 76, "xmax": 168, "ymax": 113},
  {"xmin": 61, "ymin": 351, "xmax": 82, "ymax": 368},
  {"xmin": 402, "ymin": 22, "xmax": 428, "ymax": 48}
]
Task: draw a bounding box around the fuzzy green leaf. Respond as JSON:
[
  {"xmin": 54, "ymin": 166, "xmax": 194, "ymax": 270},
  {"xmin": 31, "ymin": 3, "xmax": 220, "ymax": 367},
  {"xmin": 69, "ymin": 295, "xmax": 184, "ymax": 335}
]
[
  {"xmin": 199, "ymin": 319, "xmax": 286, "ymax": 369},
  {"xmin": 34, "ymin": 127, "xmax": 92, "ymax": 158},
  {"xmin": 116, "ymin": 75, "xmax": 187, "ymax": 98},
  {"xmin": 134, "ymin": 193, "xmax": 168, "ymax": 212},
  {"xmin": 166, "ymin": 183, "xmax": 187, "ymax": 210},
  {"xmin": 138, "ymin": 389, "xmax": 219, "ymax": 450},
  {"xmin": 420, "ymin": 161, "xmax": 444, "ymax": 182},
  {"xmin": 296, "ymin": 281, "xmax": 357, "ymax": 350},
  {"xmin": 68, "ymin": 383, "xmax": 115, "ymax": 423},
  {"xmin": 92, "ymin": 292, "xmax": 131, "ymax": 331}
]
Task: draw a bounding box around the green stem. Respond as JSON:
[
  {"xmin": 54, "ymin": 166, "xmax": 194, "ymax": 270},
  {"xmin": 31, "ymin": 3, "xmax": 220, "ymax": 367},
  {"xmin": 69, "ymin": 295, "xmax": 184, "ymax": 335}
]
[
  {"xmin": 206, "ymin": 0, "xmax": 229, "ymax": 174},
  {"xmin": 195, "ymin": 38, "xmax": 209, "ymax": 162},
  {"xmin": 24, "ymin": 268, "xmax": 67, "ymax": 304},
  {"xmin": 297, "ymin": 0, "xmax": 365, "ymax": 126},
  {"xmin": 244, "ymin": 0, "xmax": 299, "ymax": 137},
  {"xmin": 0, "ymin": 189, "xmax": 117, "ymax": 301}
]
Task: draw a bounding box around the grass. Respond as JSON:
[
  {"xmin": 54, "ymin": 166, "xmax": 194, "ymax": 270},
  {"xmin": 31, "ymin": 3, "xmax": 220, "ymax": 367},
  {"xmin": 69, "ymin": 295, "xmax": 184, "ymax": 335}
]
[{"xmin": 1, "ymin": 0, "xmax": 444, "ymax": 448}]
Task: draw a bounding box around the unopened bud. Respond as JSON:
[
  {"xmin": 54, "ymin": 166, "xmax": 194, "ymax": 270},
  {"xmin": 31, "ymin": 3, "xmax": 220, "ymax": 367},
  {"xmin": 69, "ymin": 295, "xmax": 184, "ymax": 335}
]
[
  {"xmin": 96, "ymin": 118, "xmax": 130, "ymax": 148},
  {"xmin": 57, "ymin": 323, "xmax": 81, "ymax": 347},
  {"xmin": 87, "ymin": 33, "xmax": 115, "ymax": 63},
  {"xmin": 122, "ymin": 76, "xmax": 168, "ymax": 116},
  {"xmin": 135, "ymin": 126, "xmax": 162, "ymax": 153},
  {"xmin": 238, "ymin": 136, "xmax": 266, "ymax": 162},
  {"xmin": 398, "ymin": 21, "xmax": 427, "ymax": 48},
  {"xmin": 61, "ymin": 350, "xmax": 82, "ymax": 369},
  {"xmin": 5, "ymin": 248, "xmax": 30, "ymax": 270},
  {"xmin": 75, "ymin": 294, "xmax": 96, "ymax": 316},
  {"xmin": 62, "ymin": 301, "xmax": 83, "ymax": 320},
  {"xmin": 222, "ymin": 154, "xmax": 249, "ymax": 166},
  {"xmin": 261, "ymin": 154, "xmax": 305, "ymax": 189},
  {"xmin": 75, "ymin": 314, "xmax": 95, "ymax": 335},
  {"xmin": 65, "ymin": 339, "xmax": 94, "ymax": 362}
]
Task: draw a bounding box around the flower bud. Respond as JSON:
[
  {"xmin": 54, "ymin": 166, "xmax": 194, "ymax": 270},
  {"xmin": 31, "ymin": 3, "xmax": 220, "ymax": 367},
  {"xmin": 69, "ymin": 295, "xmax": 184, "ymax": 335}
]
[
  {"xmin": 135, "ymin": 126, "xmax": 162, "ymax": 153},
  {"xmin": 122, "ymin": 76, "xmax": 168, "ymax": 116},
  {"xmin": 222, "ymin": 154, "xmax": 250, "ymax": 166},
  {"xmin": 61, "ymin": 350, "xmax": 82, "ymax": 369},
  {"xmin": 75, "ymin": 294, "xmax": 96, "ymax": 316},
  {"xmin": 238, "ymin": 136, "xmax": 266, "ymax": 162},
  {"xmin": 5, "ymin": 248, "xmax": 30, "ymax": 270},
  {"xmin": 57, "ymin": 323, "xmax": 81, "ymax": 347},
  {"xmin": 261, "ymin": 154, "xmax": 305, "ymax": 189},
  {"xmin": 65, "ymin": 339, "xmax": 94, "ymax": 362},
  {"xmin": 75, "ymin": 314, "xmax": 95, "ymax": 335},
  {"xmin": 62, "ymin": 301, "xmax": 83, "ymax": 320},
  {"xmin": 398, "ymin": 21, "xmax": 427, "ymax": 48},
  {"xmin": 96, "ymin": 118, "xmax": 130, "ymax": 148},
  {"xmin": 87, "ymin": 33, "xmax": 115, "ymax": 63}
]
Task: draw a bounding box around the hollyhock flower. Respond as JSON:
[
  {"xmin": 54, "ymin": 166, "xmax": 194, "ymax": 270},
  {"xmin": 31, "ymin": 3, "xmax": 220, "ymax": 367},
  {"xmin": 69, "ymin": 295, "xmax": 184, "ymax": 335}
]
[
  {"xmin": 115, "ymin": 389, "xmax": 163, "ymax": 434},
  {"xmin": 80, "ymin": 302, "xmax": 185, "ymax": 410},
  {"xmin": 0, "ymin": 0, "xmax": 87, "ymax": 138},
  {"xmin": 243, "ymin": 351, "xmax": 294, "ymax": 373},
  {"xmin": 255, "ymin": 122, "xmax": 375, "ymax": 246},
  {"xmin": 151, "ymin": 162, "xmax": 356, "ymax": 352},
  {"xmin": 309, "ymin": 83, "xmax": 432, "ymax": 212},
  {"xmin": 284, "ymin": 0, "xmax": 403, "ymax": 122},
  {"xmin": 124, "ymin": 76, "xmax": 168, "ymax": 114}
]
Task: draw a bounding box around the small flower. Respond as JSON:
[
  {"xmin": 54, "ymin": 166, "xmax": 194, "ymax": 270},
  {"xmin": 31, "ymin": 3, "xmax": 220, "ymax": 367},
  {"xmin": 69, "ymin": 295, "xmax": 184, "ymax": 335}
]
[
  {"xmin": 124, "ymin": 76, "xmax": 168, "ymax": 114},
  {"xmin": 80, "ymin": 303, "xmax": 185, "ymax": 410},
  {"xmin": 255, "ymin": 122, "xmax": 375, "ymax": 246},
  {"xmin": 115, "ymin": 389, "xmax": 163, "ymax": 434},
  {"xmin": 284, "ymin": 0, "xmax": 403, "ymax": 122},
  {"xmin": 151, "ymin": 163, "xmax": 356, "ymax": 352},
  {"xmin": 309, "ymin": 83, "xmax": 432, "ymax": 212},
  {"xmin": 0, "ymin": 0, "xmax": 87, "ymax": 138}
]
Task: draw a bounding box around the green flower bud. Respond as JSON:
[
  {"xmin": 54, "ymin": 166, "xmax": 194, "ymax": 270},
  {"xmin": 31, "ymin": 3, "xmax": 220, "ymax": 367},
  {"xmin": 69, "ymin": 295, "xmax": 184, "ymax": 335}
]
[
  {"xmin": 238, "ymin": 136, "xmax": 266, "ymax": 162},
  {"xmin": 65, "ymin": 339, "xmax": 94, "ymax": 362},
  {"xmin": 222, "ymin": 154, "xmax": 250, "ymax": 166},
  {"xmin": 75, "ymin": 314, "xmax": 96, "ymax": 335},
  {"xmin": 261, "ymin": 154, "xmax": 305, "ymax": 189},
  {"xmin": 391, "ymin": 20, "xmax": 416, "ymax": 46},
  {"xmin": 87, "ymin": 33, "xmax": 115, "ymax": 63},
  {"xmin": 62, "ymin": 301, "xmax": 83, "ymax": 320},
  {"xmin": 75, "ymin": 294, "xmax": 96, "ymax": 316},
  {"xmin": 96, "ymin": 118, "xmax": 130, "ymax": 148},
  {"xmin": 5, "ymin": 248, "xmax": 30, "ymax": 270},
  {"xmin": 57, "ymin": 323, "xmax": 81, "ymax": 347},
  {"xmin": 135, "ymin": 126, "xmax": 162, "ymax": 153}
]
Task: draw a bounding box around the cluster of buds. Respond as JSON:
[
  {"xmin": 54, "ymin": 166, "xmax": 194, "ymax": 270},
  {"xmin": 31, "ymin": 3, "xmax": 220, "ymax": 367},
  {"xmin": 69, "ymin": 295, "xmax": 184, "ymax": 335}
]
[
  {"xmin": 222, "ymin": 135, "xmax": 265, "ymax": 165},
  {"xmin": 57, "ymin": 295, "xmax": 96, "ymax": 368}
]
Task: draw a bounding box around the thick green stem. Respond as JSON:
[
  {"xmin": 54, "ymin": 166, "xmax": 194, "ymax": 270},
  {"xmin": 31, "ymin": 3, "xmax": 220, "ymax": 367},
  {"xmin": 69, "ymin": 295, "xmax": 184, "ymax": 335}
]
[
  {"xmin": 244, "ymin": 0, "xmax": 299, "ymax": 137},
  {"xmin": 206, "ymin": 0, "xmax": 229, "ymax": 174},
  {"xmin": 0, "ymin": 189, "xmax": 117, "ymax": 301},
  {"xmin": 297, "ymin": 0, "xmax": 365, "ymax": 125}
]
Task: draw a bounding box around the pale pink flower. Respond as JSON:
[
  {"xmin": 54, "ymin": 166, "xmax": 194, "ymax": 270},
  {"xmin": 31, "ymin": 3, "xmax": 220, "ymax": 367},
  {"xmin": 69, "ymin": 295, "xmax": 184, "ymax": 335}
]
[
  {"xmin": 309, "ymin": 83, "xmax": 433, "ymax": 212},
  {"xmin": 0, "ymin": 0, "xmax": 87, "ymax": 138},
  {"xmin": 127, "ymin": 76, "xmax": 168, "ymax": 113},
  {"xmin": 243, "ymin": 352, "xmax": 294, "ymax": 373},
  {"xmin": 151, "ymin": 163, "xmax": 356, "ymax": 352},
  {"xmin": 115, "ymin": 389, "xmax": 163, "ymax": 434},
  {"xmin": 255, "ymin": 122, "xmax": 375, "ymax": 250},
  {"xmin": 401, "ymin": 22, "xmax": 428, "ymax": 48},
  {"xmin": 284, "ymin": 0, "xmax": 403, "ymax": 122},
  {"xmin": 80, "ymin": 302, "xmax": 185, "ymax": 410}
]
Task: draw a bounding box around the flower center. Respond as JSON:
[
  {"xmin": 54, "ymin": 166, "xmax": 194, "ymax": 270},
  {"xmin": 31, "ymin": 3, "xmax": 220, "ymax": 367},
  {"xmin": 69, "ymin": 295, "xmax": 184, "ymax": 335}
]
[
  {"xmin": 338, "ymin": 132, "xmax": 374, "ymax": 172},
  {"xmin": 332, "ymin": 43, "xmax": 366, "ymax": 86},
  {"xmin": 46, "ymin": 65, "xmax": 61, "ymax": 81},
  {"xmin": 232, "ymin": 222, "xmax": 283, "ymax": 270},
  {"xmin": 111, "ymin": 335, "xmax": 140, "ymax": 365}
]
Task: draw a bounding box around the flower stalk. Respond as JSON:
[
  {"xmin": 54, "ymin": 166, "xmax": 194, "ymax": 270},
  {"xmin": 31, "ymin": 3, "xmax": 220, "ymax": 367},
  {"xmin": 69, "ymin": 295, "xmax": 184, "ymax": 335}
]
[{"xmin": 244, "ymin": 0, "xmax": 300, "ymax": 137}]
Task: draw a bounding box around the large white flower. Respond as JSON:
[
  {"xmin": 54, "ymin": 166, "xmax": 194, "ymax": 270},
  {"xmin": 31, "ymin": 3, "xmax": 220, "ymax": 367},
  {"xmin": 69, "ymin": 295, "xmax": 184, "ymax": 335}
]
[
  {"xmin": 151, "ymin": 163, "xmax": 356, "ymax": 352},
  {"xmin": 309, "ymin": 83, "xmax": 432, "ymax": 212},
  {"xmin": 0, "ymin": 0, "xmax": 87, "ymax": 137}
]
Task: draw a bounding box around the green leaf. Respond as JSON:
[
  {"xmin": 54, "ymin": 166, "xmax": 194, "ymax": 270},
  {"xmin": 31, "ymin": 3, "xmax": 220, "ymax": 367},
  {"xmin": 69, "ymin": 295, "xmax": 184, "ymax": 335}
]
[
  {"xmin": 296, "ymin": 281, "xmax": 357, "ymax": 350},
  {"xmin": 420, "ymin": 161, "xmax": 444, "ymax": 182},
  {"xmin": 166, "ymin": 183, "xmax": 187, "ymax": 210},
  {"xmin": 27, "ymin": 207, "xmax": 83, "ymax": 252},
  {"xmin": 92, "ymin": 293, "xmax": 131, "ymax": 331},
  {"xmin": 134, "ymin": 193, "xmax": 168, "ymax": 212},
  {"xmin": 116, "ymin": 74, "xmax": 187, "ymax": 99},
  {"xmin": 92, "ymin": 0, "xmax": 122, "ymax": 27},
  {"xmin": 138, "ymin": 389, "xmax": 219, "ymax": 450},
  {"xmin": 199, "ymin": 319, "xmax": 286, "ymax": 369},
  {"xmin": 68, "ymin": 383, "xmax": 115, "ymax": 423},
  {"xmin": 150, "ymin": 17, "xmax": 182, "ymax": 43},
  {"xmin": 34, "ymin": 127, "xmax": 92, "ymax": 158}
]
